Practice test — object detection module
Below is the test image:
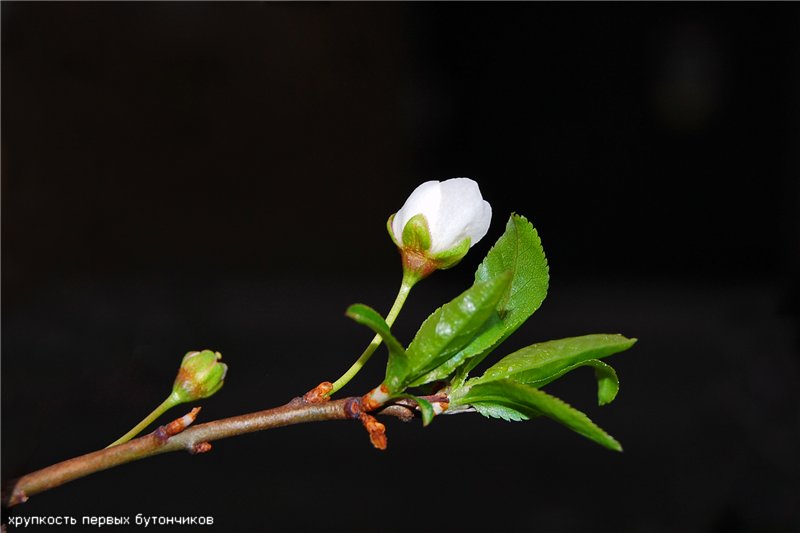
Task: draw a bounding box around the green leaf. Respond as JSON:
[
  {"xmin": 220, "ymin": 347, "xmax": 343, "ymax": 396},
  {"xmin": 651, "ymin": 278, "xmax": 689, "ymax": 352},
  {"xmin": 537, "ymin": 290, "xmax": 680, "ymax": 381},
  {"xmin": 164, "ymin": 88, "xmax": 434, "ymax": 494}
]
[
  {"xmin": 408, "ymin": 312, "xmax": 505, "ymax": 387},
  {"xmin": 393, "ymin": 273, "xmax": 512, "ymax": 393},
  {"xmin": 454, "ymin": 379, "xmax": 622, "ymax": 451},
  {"xmin": 472, "ymin": 402, "xmax": 532, "ymax": 422},
  {"xmin": 445, "ymin": 214, "xmax": 549, "ymax": 387},
  {"xmin": 590, "ymin": 360, "xmax": 619, "ymax": 406},
  {"xmin": 470, "ymin": 334, "xmax": 636, "ymax": 401},
  {"xmin": 346, "ymin": 304, "xmax": 405, "ymax": 356},
  {"xmin": 475, "ymin": 214, "xmax": 549, "ymax": 333},
  {"xmin": 346, "ymin": 304, "xmax": 408, "ymax": 388},
  {"xmin": 399, "ymin": 394, "xmax": 435, "ymax": 427},
  {"xmin": 512, "ymin": 358, "xmax": 620, "ymax": 405}
]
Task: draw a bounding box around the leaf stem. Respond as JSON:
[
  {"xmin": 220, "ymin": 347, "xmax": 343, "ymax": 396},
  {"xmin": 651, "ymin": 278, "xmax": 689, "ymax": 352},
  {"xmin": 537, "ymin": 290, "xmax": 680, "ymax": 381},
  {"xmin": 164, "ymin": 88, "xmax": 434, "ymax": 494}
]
[
  {"xmin": 106, "ymin": 394, "xmax": 180, "ymax": 448},
  {"xmin": 329, "ymin": 270, "xmax": 416, "ymax": 395}
]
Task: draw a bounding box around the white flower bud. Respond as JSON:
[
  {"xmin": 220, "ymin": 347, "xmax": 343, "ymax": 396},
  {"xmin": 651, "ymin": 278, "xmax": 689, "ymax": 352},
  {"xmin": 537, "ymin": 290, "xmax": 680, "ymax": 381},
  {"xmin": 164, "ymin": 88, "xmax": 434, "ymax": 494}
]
[
  {"xmin": 391, "ymin": 178, "xmax": 492, "ymax": 254},
  {"xmin": 388, "ymin": 178, "xmax": 492, "ymax": 280}
]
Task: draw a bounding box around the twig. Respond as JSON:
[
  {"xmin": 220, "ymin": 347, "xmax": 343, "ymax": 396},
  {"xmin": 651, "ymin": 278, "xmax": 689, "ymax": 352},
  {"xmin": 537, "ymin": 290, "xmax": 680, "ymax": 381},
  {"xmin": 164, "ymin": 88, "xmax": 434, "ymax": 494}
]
[{"xmin": 2, "ymin": 395, "xmax": 417, "ymax": 508}]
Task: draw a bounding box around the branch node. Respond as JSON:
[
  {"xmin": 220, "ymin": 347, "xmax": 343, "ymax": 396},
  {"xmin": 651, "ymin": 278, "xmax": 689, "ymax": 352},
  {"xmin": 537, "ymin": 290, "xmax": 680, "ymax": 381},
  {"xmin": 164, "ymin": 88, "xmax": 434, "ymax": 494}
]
[
  {"xmin": 190, "ymin": 442, "xmax": 213, "ymax": 455},
  {"xmin": 361, "ymin": 384, "xmax": 390, "ymax": 412},
  {"xmin": 433, "ymin": 401, "xmax": 450, "ymax": 415},
  {"xmin": 155, "ymin": 407, "xmax": 201, "ymax": 443},
  {"xmin": 344, "ymin": 397, "xmax": 362, "ymax": 419}
]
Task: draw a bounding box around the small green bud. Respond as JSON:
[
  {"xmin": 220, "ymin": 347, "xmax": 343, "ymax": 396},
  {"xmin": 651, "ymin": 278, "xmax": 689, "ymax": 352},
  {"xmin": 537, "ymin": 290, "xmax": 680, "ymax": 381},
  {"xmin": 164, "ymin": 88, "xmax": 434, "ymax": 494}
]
[{"xmin": 171, "ymin": 350, "xmax": 228, "ymax": 403}]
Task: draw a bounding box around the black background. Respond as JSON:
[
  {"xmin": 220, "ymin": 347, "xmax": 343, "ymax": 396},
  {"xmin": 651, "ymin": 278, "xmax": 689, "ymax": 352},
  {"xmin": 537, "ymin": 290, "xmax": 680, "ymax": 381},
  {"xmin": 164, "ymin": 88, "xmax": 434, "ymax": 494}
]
[{"xmin": 2, "ymin": 3, "xmax": 799, "ymax": 532}]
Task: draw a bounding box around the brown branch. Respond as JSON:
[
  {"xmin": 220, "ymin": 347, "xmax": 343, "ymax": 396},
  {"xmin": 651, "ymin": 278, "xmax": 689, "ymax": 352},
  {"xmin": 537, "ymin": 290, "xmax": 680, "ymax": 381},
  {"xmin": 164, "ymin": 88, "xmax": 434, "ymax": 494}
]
[{"xmin": 2, "ymin": 395, "xmax": 416, "ymax": 508}]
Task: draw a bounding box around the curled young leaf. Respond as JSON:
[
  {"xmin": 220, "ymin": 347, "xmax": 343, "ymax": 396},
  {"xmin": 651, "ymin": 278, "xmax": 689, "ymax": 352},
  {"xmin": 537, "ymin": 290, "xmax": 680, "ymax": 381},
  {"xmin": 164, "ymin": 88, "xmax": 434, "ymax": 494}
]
[
  {"xmin": 346, "ymin": 304, "xmax": 410, "ymax": 393},
  {"xmin": 469, "ymin": 334, "xmax": 636, "ymax": 398},
  {"xmin": 346, "ymin": 304, "xmax": 406, "ymax": 358}
]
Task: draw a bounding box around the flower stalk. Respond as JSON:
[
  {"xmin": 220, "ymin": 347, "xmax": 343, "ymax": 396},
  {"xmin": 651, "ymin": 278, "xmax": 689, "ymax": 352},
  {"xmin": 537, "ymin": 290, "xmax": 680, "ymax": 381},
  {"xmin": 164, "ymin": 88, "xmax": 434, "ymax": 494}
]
[
  {"xmin": 329, "ymin": 269, "xmax": 417, "ymax": 395},
  {"xmin": 106, "ymin": 394, "xmax": 179, "ymax": 448}
]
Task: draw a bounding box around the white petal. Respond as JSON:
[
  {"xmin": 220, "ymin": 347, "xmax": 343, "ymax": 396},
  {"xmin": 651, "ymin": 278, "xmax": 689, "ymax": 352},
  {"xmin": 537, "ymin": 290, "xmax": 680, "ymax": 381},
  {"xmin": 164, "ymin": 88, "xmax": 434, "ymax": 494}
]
[
  {"xmin": 392, "ymin": 180, "xmax": 441, "ymax": 244},
  {"xmin": 465, "ymin": 198, "xmax": 492, "ymax": 247},
  {"xmin": 428, "ymin": 178, "xmax": 491, "ymax": 253}
]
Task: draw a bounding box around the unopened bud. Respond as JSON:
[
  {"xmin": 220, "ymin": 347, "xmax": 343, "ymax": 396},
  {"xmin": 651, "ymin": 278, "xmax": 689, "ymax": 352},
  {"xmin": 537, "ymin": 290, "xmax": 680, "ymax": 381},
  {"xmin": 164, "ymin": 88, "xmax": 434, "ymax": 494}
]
[
  {"xmin": 388, "ymin": 178, "xmax": 492, "ymax": 281},
  {"xmin": 171, "ymin": 350, "xmax": 228, "ymax": 403}
]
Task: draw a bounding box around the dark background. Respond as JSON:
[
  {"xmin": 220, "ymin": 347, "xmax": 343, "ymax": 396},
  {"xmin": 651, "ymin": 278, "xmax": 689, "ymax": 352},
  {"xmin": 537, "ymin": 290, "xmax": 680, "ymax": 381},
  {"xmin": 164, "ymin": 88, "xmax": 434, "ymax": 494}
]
[{"xmin": 2, "ymin": 3, "xmax": 798, "ymax": 532}]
